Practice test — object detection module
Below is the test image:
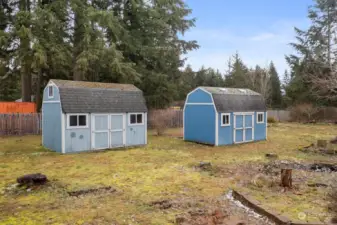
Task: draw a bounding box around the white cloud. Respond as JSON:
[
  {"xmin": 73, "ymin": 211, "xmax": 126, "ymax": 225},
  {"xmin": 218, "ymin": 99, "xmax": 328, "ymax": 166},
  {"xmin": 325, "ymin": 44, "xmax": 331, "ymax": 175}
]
[
  {"xmin": 250, "ymin": 33, "xmax": 276, "ymax": 41},
  {"xmin": 182, "ymin": 19, "xmax": 310, "ymax": 78}
]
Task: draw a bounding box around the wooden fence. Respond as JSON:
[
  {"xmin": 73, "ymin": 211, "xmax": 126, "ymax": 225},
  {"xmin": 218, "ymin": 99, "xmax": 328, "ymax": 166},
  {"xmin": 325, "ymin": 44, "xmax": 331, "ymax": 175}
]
[
  {"xmin": 147, "ymin": 109, "xmax": 183, "ymax": 129},
  {"xmin": 0, "ymin": 113, "xmax": 42, "ymax": 136},
  {"xmin": 1, "ymin": 107, "xmax": 335, "ymax": 136},
  {"xmin": 267, "ymin": 110, "xmax": 291, "ymax": 122}
]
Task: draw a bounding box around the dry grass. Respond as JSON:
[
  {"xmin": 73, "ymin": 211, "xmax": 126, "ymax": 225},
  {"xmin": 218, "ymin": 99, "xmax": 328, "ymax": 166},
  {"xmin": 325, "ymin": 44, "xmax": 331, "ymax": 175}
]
[{"xmin": 0, "ymin": 123, "xmax": 336, "ymax": 224}]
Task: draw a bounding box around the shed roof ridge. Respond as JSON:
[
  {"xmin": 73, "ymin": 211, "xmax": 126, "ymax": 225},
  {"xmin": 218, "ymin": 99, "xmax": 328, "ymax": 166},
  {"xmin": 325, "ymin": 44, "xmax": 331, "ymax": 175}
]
[
  {"xmin": 199, "ymin": 86, "xmax": 261, "ymax": 96},
  {"xmin": 50, "ymin": 79, "xmax": 140, "ymax": 91}
]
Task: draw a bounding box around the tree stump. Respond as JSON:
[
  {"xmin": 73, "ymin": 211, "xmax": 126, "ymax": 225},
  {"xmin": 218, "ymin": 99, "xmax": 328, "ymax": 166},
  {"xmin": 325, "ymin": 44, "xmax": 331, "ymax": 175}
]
[
  {"xmin": 17, "ymin": 173, "xmax": 48, "ymax": 186},
  {"xmin": 280, "ymin": 169, "xmax": 292, "ymax": 189}
]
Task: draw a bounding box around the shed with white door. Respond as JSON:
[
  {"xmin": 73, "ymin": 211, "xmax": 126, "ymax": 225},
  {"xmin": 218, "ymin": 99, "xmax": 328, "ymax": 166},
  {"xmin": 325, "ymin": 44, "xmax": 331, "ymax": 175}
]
[
  {"xmin": 183, "ymin": 87, "xmax": 267, "ymax": 146},
  {"xmin": 42, "ymin": 79, "xmax": 147, "ymax": 153}
]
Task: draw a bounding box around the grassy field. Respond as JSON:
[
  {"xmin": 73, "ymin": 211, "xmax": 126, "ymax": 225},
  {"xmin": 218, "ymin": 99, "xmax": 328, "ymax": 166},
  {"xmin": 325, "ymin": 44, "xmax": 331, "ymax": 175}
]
[{"xmin": 0, "ymin": 123, "xmax": 336, "ymax": 224}]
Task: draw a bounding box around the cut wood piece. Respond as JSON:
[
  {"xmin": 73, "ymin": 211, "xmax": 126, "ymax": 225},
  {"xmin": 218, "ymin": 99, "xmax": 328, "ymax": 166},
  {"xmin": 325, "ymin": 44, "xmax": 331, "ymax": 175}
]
[{"xmin": 280, "ymin": 169, "xmax": 292, "ymax": 189}]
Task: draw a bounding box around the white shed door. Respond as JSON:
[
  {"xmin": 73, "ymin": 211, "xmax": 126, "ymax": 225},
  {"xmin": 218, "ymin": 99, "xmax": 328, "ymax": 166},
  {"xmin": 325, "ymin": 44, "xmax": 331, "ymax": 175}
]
[
  {"xmin": 110, "ymin": 114, "xmax": 125, "ymax": 148},
  {"xmin": 92, "ymin": 115, "xmax": 109, "ymax": 149},
  {"xmin": 234, "ymin": 113, "xmax": 254, "ymax": 143}
]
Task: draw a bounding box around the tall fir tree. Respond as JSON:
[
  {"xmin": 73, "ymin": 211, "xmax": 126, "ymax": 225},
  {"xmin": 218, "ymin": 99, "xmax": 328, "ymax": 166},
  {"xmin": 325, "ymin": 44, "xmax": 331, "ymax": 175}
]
[
  {"xmin": 286, "ymin": 0, "xmax": 337, "ymax": 105},
  {"xmin": 269, "ymin": 62, "xmax": 282, "ymax": 108}
]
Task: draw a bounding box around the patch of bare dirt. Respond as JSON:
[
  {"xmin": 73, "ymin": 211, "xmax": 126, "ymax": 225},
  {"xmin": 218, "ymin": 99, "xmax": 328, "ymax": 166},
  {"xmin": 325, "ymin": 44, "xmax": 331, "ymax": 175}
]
[
  {"xmin": 176, "ymin": 208, "xmax": 229, "ymax": 225},
  {"xmin": 68, "ymin": 186, "xmax": 116, "ymax": 197}
]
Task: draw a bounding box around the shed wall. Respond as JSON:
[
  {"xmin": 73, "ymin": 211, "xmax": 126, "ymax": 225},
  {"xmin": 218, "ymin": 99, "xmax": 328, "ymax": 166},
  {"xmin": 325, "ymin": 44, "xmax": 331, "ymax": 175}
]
[
  {"xmin": 43, "ymin": 84, "xmax": 60, "ymax": 102},
  {"xmin": 187, "ymin": 88, "xmax": 213, "ymax": 103},
  {"xmin": 254, "ymin": 112, "xmax": 267, "ymax": 141},
  {"xmin": 217, "ymin": 112, "xmax": 234, "ymax": 145},
  {"xmin": 65, "ymin": 127, "xmax": 91, "ymax": 153},
  {"xmin": 126, "ymin": 113, "xmax": 147, "ymax": 146},
  {"xmin": 184, "ymin": 105, "xmax": 216, "ymax": 145},
  {"xmin": 42, "ymin": 103, "xmax": 62, "ymax": 152}
]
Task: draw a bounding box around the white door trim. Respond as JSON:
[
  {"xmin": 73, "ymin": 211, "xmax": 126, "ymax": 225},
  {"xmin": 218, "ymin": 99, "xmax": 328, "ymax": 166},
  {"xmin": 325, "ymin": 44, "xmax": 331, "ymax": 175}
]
[{"xmin": 233, "ymin": 112, "xmax": 255, "ymax": 144}]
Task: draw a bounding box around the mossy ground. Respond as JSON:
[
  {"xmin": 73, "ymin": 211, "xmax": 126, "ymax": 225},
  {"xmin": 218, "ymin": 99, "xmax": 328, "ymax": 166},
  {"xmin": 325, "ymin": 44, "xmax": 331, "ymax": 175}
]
[{"xmin": 0, "ymin": 123, "xmax": 336, "ymax": 224}]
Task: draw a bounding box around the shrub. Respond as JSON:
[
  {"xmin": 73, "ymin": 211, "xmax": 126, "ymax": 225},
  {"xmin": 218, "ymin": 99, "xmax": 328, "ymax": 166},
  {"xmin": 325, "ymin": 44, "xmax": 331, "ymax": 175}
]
[
  {"xmin": 150, "ymin": 109, "xmax": 176, "ymax": 136},
  {"xmin": 289, "ymin": 103, "xmax": 319, "ymax": 122},
  {"xmin": 267, "ymin": 117, "xmax": 277, "ymax": 123}
]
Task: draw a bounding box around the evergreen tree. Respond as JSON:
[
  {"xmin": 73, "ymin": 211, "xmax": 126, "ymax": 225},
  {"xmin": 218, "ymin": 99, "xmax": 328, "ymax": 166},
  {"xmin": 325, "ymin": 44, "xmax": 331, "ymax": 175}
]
[
  {"xmin": 269, "ymin": 62, "xmax": 282, "ymax": 108},
  {"xmin": 286, "ymin": 0, "xmax": 337, "ymax": 105},
  {"xmin": 224, "ymin": 52, "xmax": 249, "ymax": 88},
  {"xmin": 0, "ymin": 0, "xmax": 198, "ymax": 109}
]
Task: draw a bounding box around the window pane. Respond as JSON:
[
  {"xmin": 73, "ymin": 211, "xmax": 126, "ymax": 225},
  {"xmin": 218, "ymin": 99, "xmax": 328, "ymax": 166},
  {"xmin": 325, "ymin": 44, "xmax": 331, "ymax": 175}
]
[
  {"xmin": 48, "ymin": 86, "xmax": 53, "ymax": 96},
  {"xmin": 130, "ymin": 114, "xmax": 136, "ymax": 124},
  {"xmin": 258, "ymin": 114, "xmax": 263, "ymax": 122},
  {"xmin": 137, "ymin": 114, "xmax": 143, "ymax": 124},
  {"xmin": 222, "ymin": 115, "xmax": 229, "ymax": 125},
  {"xmin": 79, "ymin": 115, "xmax": 86, "ymax": 126},
  {"xmin": 70, "ymin": 116, "xmax": 78, "ymax": 126}
]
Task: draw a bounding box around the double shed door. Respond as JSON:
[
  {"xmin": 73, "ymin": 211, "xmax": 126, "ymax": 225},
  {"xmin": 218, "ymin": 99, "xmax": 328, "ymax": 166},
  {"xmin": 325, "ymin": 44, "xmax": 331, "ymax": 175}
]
[
  {"xmin": 234, "ymin": 113, "xmax": 254, "ymax": 143},
  {"xmin": 92, "ymin": 114, "xmax": 125, "ymax": 150}
]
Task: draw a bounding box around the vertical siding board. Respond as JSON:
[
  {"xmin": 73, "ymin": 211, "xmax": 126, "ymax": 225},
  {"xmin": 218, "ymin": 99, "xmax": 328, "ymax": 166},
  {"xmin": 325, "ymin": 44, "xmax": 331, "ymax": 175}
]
[
  {"xmin": 126, "ymin": 112, "xmax": 146, "ymax": 146},
  {"xmin": 254, "ymin": 111, "xmax": 267, "ymax": 141},
  {"xmin": 184, "ymin": 105, "xmax": 216, "ymax": 145}
]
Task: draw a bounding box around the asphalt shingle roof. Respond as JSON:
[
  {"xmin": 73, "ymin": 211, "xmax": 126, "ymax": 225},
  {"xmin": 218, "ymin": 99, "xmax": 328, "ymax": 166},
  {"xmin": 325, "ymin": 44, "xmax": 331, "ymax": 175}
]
[
  {"xmin": 51, "ymin": 80, "xmax": 147, "ymax": 113},
  {"xmin": 200, "ymin": 87, "xmax": 266, "ymax": 112}
]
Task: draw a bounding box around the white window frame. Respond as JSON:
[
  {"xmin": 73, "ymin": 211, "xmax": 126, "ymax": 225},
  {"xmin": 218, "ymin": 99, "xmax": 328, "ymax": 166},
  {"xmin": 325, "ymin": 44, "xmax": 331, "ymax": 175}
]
[
  {"xmin": 257, "ymin": 112, "xmax": 264, "ymax": 124},
  {"xmin": 48, "ymin": 86, "xmax": 54, "ymax": 99},
  {"xmin": 128, "ymin": 113, "xmax": 144, "ymax": 126},
  {"xmin": 221, "ymin": 113, "xmax": 231, "ymax": 126},
  {"xmin": 67, "ymin": 113, "xmax": 89, "ymax": 129}
]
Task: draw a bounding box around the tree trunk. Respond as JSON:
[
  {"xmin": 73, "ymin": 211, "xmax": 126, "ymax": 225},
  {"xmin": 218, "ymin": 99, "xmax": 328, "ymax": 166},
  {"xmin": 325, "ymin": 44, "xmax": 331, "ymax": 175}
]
[
  {"xmin": 280, "ymin": 169, "xmax": 292, "ymax": 188},
  {"xmin": 21, "ymin": 66, "xmax": 32, "ymax": 102},
  {"xmin": 19, "ymin": 0, "xmax": 32, "ymax": 102},
  {"xmin": 72, "ymin": 1, "xmax": 86, "ymax": 81},
  {"xmin": 35, "ymin": 70, "xmax": 42, "ymax": 112}
]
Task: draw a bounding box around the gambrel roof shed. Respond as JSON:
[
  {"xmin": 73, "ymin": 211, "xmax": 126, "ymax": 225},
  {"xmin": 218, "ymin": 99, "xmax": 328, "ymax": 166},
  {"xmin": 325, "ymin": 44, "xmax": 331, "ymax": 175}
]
[
  {"xmin": 50, "ymin": 79, "xmax": 148, "ymax": 113},
  {"xmin": 43, "ymin": 80, "xmax": 148, "ymax": 154},
  {"xmin": 184, "ymin": 86, "xmax": 267, "ymax": 146}
]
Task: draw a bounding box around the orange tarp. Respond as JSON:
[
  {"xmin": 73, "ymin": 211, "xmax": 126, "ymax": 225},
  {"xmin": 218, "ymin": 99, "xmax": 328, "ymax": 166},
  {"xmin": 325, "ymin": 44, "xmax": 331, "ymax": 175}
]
[{"xmin": 0, "ymin": 102, "xmax": 36, "ymax": 113}]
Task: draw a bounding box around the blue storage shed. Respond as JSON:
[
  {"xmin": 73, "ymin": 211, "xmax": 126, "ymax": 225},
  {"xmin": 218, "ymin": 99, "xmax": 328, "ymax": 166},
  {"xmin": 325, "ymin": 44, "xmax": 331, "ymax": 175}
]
[
  {"xmin": 42, "ymin": 79, "xmax": 148, "ymax": 153},
  {"xmin": 183, "ymin": 87, "xmax": 267, "ymax": 146}
]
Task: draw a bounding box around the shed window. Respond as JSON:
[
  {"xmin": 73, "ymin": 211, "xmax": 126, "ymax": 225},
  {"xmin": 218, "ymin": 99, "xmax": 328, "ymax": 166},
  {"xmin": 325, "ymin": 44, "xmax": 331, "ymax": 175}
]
[
  {"xmin": 257, "ymin": 112, "xmax": 264, "ymax": 123},
  {"xmin": 48, "ymin": 86, "xmax": 53, "ymax": 98},
  {"xmin": 68, "ymin": 114, "xmax": 88, "ymax": 128},
  {"xmin": 129, "ymin": 113, "xmax": 143, "ymax": 125},
  {"xmin": 79, "ymin": 115, "xmax": 86, "ymax": 126},
  {"xmin": 221, "ymin": 113, "xmax": 230, "ymax": 126}
]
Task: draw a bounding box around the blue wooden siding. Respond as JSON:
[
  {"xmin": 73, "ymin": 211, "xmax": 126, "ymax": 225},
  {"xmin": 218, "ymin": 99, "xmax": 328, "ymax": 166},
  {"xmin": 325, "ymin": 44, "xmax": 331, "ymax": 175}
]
[
  {"xmin": 64, "ymin": 115, "xmax": 91, "ymax": 153},
  {"xmin": 126, "ymin": 113, "xmax": 146, "ymax": 146},
  {"xmin": 217, "ymin": 112, "xmax": 266, "ymax": 145},
  {"xmin": 186, "ymin": 88, "xmax": 213, "ymax": 103},
  {"xmin": 217, "ymin": 113, "xmax": 233, "ymax": 145},
  {"xmin": 184, "ymin": 105, "xmax": 216, "ymax": 145},
  {"xmin": 42, "ymin": 103, "xmax": 62, "ymax": 152},
  {"xmin": 43, "ymin": 85, "xmax": 60, "ymax": 102},
  {"xmin": 254, "ymin": 112, "xmax": 267, "ymax": 141}
]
